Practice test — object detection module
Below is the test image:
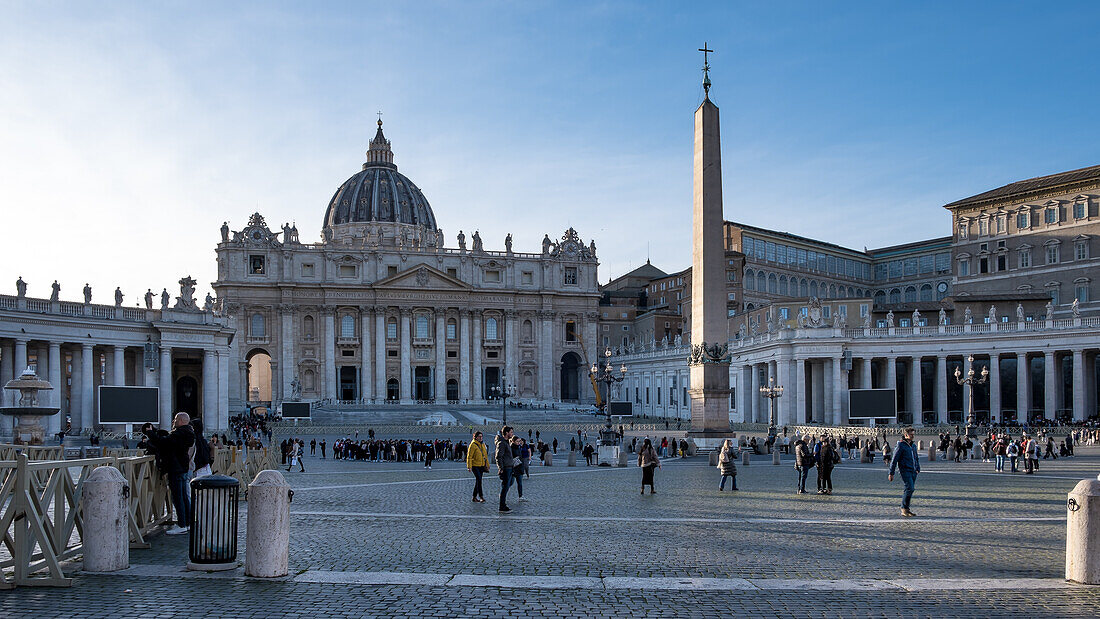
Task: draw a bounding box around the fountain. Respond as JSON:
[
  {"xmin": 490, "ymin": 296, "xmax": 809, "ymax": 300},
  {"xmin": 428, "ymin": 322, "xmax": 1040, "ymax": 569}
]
[{"xmin": 1, "ymin": 367, "xmax": 61, "ymax": 445}]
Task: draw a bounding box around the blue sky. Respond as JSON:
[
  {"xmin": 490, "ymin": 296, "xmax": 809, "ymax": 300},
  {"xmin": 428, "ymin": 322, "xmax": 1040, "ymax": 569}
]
[{"xmin": 1, "ymin": 1, "xmax": 1097, "ymax": 301}]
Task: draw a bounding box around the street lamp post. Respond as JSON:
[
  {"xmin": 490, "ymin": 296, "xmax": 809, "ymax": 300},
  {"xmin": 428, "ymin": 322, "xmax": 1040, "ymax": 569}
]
[
  {"xmin": 591, "ymin": 347, "xmax": 627, "ymax": 446},
  {"xmin": 955, "ymin": 354, "xmax": 989, "ymax": 438},
  {"xmin": 759, "ymin": 377, "xmax": 784, "ymax": 445},
  {"xmin": 490, "ymin": 379, "xmax": 517, "ymax": 426}
]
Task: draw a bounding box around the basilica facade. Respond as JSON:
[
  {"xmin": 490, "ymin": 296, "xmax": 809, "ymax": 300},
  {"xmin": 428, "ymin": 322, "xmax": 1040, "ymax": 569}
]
[{"xmin": 214, "ymin": 121, "xmax": 601, "ymax": 410}]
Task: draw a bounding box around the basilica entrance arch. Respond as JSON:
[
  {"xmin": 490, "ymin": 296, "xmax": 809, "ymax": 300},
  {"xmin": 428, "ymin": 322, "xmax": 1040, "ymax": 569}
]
[
  {"xmin": 386, "ymin": 378, "xmax": 400, "ymax": 401},
  {"xmin": 446, "ymin": 379, "xmax": 459, "ymax": 402},
  {"xmin": 560, "ymin": 352, "xmax": 581, "ymax": 402},
  {"xmin": 176, "ymin": 376, "xmax": 199, "ymax": 419},
  {"xmin": 414, "ymin": 367, "xmax": 432, "ymax": 401},
  {"xmin": 246, "ymin": 349, "xmax": 272, "ymax": 404}
]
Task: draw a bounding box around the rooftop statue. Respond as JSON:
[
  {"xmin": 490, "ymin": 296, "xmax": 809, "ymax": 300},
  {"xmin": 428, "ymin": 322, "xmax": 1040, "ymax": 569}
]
[
  {"xmin": 50, "ymin": 281, "xmax": 59, "ymax": 302},
  {"xmin": 114, "ymin": 287, "xmax": 123, "ymax": 307}
]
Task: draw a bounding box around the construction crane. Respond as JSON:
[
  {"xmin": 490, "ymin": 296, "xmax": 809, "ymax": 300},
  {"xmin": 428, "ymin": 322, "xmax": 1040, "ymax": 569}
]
[{"xmin": 575, "ymin": 329, "xmax": 603, "ymax": 409}]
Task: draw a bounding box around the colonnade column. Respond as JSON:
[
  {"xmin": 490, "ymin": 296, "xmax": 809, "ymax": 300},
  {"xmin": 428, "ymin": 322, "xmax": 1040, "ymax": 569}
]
[
  {"xmin": 203, "ymin": 349, "xmax": 217, "ymax": 425},
  {"xmin": 459, "ymin": 311, "xmax": 471, "ymax": 400},
  {"xmin": 68, "ymin": 346, "xmax": 82, "ymax": 432},
  {"xmin": 435, "ymin": 311, "xmax": 446, "ymax": 401},
  {"xmin": 781, "ymin": 358, "xmax": 796, "ymax": 426},
  {"xmin": 935, "ymin": 356, "xmax": 948, "ymax": 424},
  {"xmin": 113, "ymin": 345, "xmax": 126, "ymax": 386},
  {"xmin": 48, "ymin": 342, "xmax": 62, "ymax": 434},
  {"xmin": 1016, "ymin": 352, "xmax": 1029, "ymax": 422},
  {"xmin": 794, "ymin": 358, "xmax": 807, "ymax": 425},
  {"xmin": 375, "ymin": 309, "xmax": 386, "ymax": 401},
  {"xmin": 1072, "ymin": 349, "xmax": 1086, "ymax": 421},
  {"xmin": 159, "ymin": 346, "xmax": 172, "ymax": 429},
  {"xmin": 832, "ymin": 356, "xmax": 845, "ymax": 426},
  {"xmin": 1, "ymin": 343, "xmax": 12, "ymax": 432},
  {"xmin": 748, "ymin": 363, "xmax": 760, "ymax": 424},
  {"xmin": 861, "ymin": 357, "xmax": 873, "ymax": 390},
  {"xmin": 323, "ymin": 309, "xmax": 336, "ymax": 400},
  {"xmin": 360, "ymin": 309, "xmax": 372, "ymax": 401},
  {"xmin": 472, "ymin": 311, "xmax": 483, "ymax": 402},
  {"xmin": 539, "ymin": 312, "xmax": 553, "ymax": 401},
  {"xmin": 399, "ymin": 309, "xmax": 412, "ymax": 404},
  {"xmin": 217, "ymin": 350, "xmax": 229, "ymax": 431},
  {"xmin": 989, "ymin": 354, "xmax": 1001, "ymax": 424},
  {"xmin": 908, "ymin": 356, "xmax": 922, "ymax": 425},
  {"xmin": 1043, "ymin": 350, "xmax": 1056, "ymax": 420}
]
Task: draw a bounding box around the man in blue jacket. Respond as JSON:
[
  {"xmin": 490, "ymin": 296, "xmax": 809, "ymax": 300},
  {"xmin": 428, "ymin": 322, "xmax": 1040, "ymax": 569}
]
[{"xmin": 888, "ymin": 427, "xmax": 921, "ymax": 517}]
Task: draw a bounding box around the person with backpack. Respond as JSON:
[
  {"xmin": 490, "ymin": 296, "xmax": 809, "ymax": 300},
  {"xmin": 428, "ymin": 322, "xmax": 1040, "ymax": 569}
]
[
  {"xmin": 814, "ymin": 435, "xmax": 838, "ymax": 494},
  {"xmin": 794, "ymin": 437, "xmax": 814, "ymax": 494},
  {"xmin": 716, "ymin": 439, "xmax": 737, "ymax": 491},
  {"xmin": 888, "ymin": 427, "xmax": 921, "ymax": 517},
  {"xmin": 142, "ymin": 413, "xmax": 196, "ymax": 535},
  {"xmin": 190, "ymin": 418, "xmax": 213, "ymax": 478}
]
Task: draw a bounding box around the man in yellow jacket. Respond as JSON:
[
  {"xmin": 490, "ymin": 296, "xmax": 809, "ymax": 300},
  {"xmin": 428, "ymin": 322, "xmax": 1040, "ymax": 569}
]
[{"xmin": 466, "ymin": 431, "xmax": 489, "ymax": 503}]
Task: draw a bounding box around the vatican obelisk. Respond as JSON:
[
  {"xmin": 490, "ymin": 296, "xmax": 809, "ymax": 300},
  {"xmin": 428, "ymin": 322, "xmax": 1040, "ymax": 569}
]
[{"xmin": 687, "ymin": 45, "xmax": 733, "ymax": 440}]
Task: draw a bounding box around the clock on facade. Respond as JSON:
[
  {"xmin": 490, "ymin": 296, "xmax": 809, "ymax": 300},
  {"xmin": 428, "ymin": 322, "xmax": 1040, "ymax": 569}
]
[{"xmin": 937, "ymin": 282, "xmax": 948, "ymax": 293}]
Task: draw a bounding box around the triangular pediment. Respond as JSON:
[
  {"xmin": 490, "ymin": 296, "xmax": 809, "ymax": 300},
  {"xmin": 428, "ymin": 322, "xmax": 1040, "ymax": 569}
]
[{"xmin": 374, "ymin": 264, "xmax": 472, "ymax": 290}]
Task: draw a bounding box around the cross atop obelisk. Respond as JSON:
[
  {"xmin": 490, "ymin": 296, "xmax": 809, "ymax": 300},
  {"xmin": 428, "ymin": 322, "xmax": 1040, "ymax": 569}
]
[{"xmin": 698, "ymin": 43, "xmax": 713, "ymax": 97}]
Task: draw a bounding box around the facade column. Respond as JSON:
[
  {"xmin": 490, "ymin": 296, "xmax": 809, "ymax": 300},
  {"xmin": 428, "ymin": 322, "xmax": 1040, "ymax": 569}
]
[
  {"xmin": 280, "ymin": 305, "xmax": 295, "ymax": 404},
  {"xmin": 1072, "ymin": 349, "xmax": 1086, "ymax": 421},
  {"xmin": 539, "ymin": 312, "xmax": 553, "ymax": 401},
  {"xmin": 203, "ymin": 349, "xmax": 217, "ymax": 425},
  {"xmin": 472, "ymin": 311, "xmax": 483, "ymax": 402},
  {"xmin": 399, "ymin": 309, "xmax": 412, "ymax": 403},
  {"xmin": 794, "ymin": 358, "xmax": 807, "ymax": 425},
  {"xmin": 1016, "ymin": 352, "xmax": 1029, "ymax": 423},
  {"xmin": 322, "ymin": 309, "xmax": 336, "ymax": 400},
  {"xmin": 1043, "ymin": 350, "xmax": 1056, "ymax": 420},
  {"xmin": 504, "ymin": 311, "xmax": 518, "ymax": 390},
  {"xmin": 113, "ymin": 345, "xmax": 126, "ymax": 386},
  {"xmin": 359, "ymin": 309, "xmax": 372, "ymax": 401},
  {"xmin": 159, "ymin": 346, "xmax": 173, "ymax": 429},
  {"xmin": 375, "ymin": 309, "xmax": 386, "ymax": 401},
  {"xmin": 459, "ymin": 310, "xmax": 471, "ymax": 400},
  {"xmin": 217, "ymin": 350, "xmax": 229, "ymax": 432},
  {"xmin": 989, "ymin": 353, "xmax": 1001, "ymax": 424},
  {"xmin": 908, "ymin": 356, "xmax": 922, "ymax": 425},
  {"xmin": 237, "ymin": 362, "xmax": 249, "ymax": 407},
  {"xmin": 832, "ymin": 356, "xmax": 845, "ymax": 426},
  {"xmin": 861, "ymin": 357, "xmax": 873, "ymax": 390},
  {"xmin": 47, "ymin": 342, "xmax": 62, "ymax": 435},
  {"xmin": 934, "ymin": 355, "xmax": 947, "ymax": 425},
  {"xmin": 435, "ymin": 311, "xmax": 447, "ymax": 401}
]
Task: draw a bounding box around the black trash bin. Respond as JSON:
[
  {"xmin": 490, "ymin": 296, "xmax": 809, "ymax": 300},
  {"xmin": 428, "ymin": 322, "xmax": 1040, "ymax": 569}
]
[{"xmin": 187, "ymin": 474, "xmax": 240, "ymax": 571}]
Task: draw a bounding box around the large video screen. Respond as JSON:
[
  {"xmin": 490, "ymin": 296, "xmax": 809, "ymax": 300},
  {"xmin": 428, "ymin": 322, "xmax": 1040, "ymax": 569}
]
[
  {"xmin": 848, "ymin": 389, "xmax": 897, "ymax": 420},
  {"xmin": 282, "ymin": 402, "xmax": 311, "ymax": 419},
  {"xmin": 98, "ymin": 386, "xmax": 159, "ymax": 424},
  {"xmin": 608, "ymin": 401, "xmax": 633, "ymax": 416}
]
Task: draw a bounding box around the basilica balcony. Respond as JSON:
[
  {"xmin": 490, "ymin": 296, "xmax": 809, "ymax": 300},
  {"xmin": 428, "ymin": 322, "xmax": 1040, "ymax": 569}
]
[
  {"xmin": 412, "ymin": 337, "xmax": 435, "ymax": 347},
  {"xmin": 246, "ymin": 335, "xmax": 270, "ymax": 346},
  {"xmin": 482, "ymin": 338, "xmax": 502, "ymax": 347},
  {"xmin": 337, "ymin": 336, "xmax": 359, "ymax": 345}
]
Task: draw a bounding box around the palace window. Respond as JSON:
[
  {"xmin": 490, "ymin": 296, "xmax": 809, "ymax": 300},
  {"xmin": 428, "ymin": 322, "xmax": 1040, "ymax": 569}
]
[
  {"xmin": 340, "ymin": 315, "xmax": 355, "ymax": 338},
  {"xmin": 338, "ymin": 264, "xmax": 356, "ymax": 278},
  {"xmin": 386, "ymin": 318, "xmax": 397, "ymax": 340},
  {"xmin": 484, "ymin": 270, "xmax": 501, "ymax": 283},
  {"xmin": 1075, "ymin": 202, "xmax": 1087, "ymax": 219},
  {"xmin": 1075, "ymin": 241, "xmax": 1089, "ymax": 261},
  {"xmin": 1018, "ymin": 249, "xmax": 1031, "ymax": 268},
  {"xmin": 1076, "ymin": 282, "xmax": 1090, "ymax": 303},
  {"xmin": 561, "ymin": 267, "xmax": 578, "ymax": 286},
  {"xmin": 1045, "ymin": 208, "xmax": 1058, "ymax": 224},
  {"xmin": 1017, "ymin": 212, "xmax": 1029, "ymax": 229},
  {"xmin": 978, "ymin": 219, "xmax": 988, "ymax": 236},
  {"xmin": 997, "ymin": 255, "xmax": 1006, "ymax": 271},
  {"xmin": 250, "ymin": 313, "xmax": 265, "ymax": 337},
  {"xmin": 958, "ymin": 258, "xmax": 970, "ymax": 276},
  {"xmin": 303, "ymin": 315, "xmax": 315, "ymax": 340},
  {"xmin": 485, "ymin": 317, "xmax": 499, "ymax": 340},
  {"xmin": 1047, "ymin": 245, "xmax": 1060, "ymax": 264},
  {"xmin": 979, "ymin": 257, "xmax": 989, "ymax": 274},
  {"xmin": 416, "ymin": 315, "xmax": 429, "ymax": 339},
  {"xmin": 447, "ymin": 319, "xmax": 457, "ymax": 340},
  {"xmin": 564, "ymin": 320, "xmax": 577, "ymax": 342},
  {"xmin": 996, "ymin": 217, "xmax": 1005, "ymax": 234},
  {"xmin": 522, "ymin": 319, "xmax": 533, "ymax": 342},
  {"xmin": 958, "ymin": 221, "xmax": 968, "ymax": 239}
]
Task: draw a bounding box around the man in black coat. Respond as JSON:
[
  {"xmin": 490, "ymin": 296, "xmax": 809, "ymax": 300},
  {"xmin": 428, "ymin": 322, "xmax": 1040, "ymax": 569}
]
[{"xmin": 144, "ymin": 413, "xmax": 196, "ymax": 535}]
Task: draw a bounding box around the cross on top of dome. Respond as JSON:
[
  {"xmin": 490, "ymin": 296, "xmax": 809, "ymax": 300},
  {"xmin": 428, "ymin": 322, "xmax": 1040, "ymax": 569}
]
[{"xmin": 366, "ymin": 115, "xmax": 394, "ymax": 167}]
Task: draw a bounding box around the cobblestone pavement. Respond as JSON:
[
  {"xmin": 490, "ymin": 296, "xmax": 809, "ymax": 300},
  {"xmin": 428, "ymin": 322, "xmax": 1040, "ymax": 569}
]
[{"xmin": 4, "ymin": 444, "xmax": 1100, "ymax": 617}]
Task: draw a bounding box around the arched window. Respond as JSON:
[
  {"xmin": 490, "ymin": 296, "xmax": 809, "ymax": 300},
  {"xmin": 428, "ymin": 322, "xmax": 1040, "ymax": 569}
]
[
  {"xmin": 756, "ymin": 272, "xmax": 765, "ymax": 292},
  {"xmin": 838, "ymin": 286, "xmax": 847, "ymax": 298},
  {"xmin": 800, "ymin": 279, "xmax": 808, "ymax": 297},
  {"xmin": 250, "ymin": 313, "xmax": 265, "ymax": 337},
  {"xmin": 874, "ymin": 290, "xmax": 886, "ymax": 307},
  {"xmin": 767, "ymin": 273, "xmax": 777, "ymax": 293},
  {"xmin": 341, "ymin": 315, "xmax": 355, "ymax": 338},
  {"xmin": 904, "ymin": 286, "xmax": 917, "ymax": 303},
  {"xmin": 778, "ymin": 276, "xmax": 788, "ymax": 296},
  {"xmin": 446, "ymin": 318, "xmax": 457, "ymax": 340},
  {"xmin": 744, "ymin": 269, "xmax": 755, "ymax": 290},
  {"xmin": 386, "ymin": 318, "xmax": 397, "ymax": 340},
  {"xmin": 809, "ymin": 281, "xmax": 819, "ymax": 298},
  {"xmin": 302, "ymin": 315, "xmax": 315, "ymax": 340},
  {"xmin": 522, "ymin": 319, "xmax": 533, "ymax": 342},
  {"xmin": 416, "ymin": 315, "xmax": 429, "ymax": 339},
  {"xmin": 303, "ymin": 369, "xmax": 315, "ymax": 390},
  {"xmin": 919, "ymin": 283, "xmax": 933, "ymax": 302},
  {"xmin": 486, "ymin": 317, "xmax": 499, "ymax": 340},
  {"xmin": 386, "ymin": 378, "xmax": 399, "ymax": 400},
  {"xmin": 828, "ymin": 284, "xmax": 836, "ymax": 298},
  {"xmin": 889, "ymin": 288, "xmax": 902, "ymax": 305}
]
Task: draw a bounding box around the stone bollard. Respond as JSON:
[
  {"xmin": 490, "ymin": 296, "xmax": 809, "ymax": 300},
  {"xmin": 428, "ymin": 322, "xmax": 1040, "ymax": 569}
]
[
  {"xmin": 947, "ymin": 446, "xmax": 956, "ymax": 461},
  {"xmin": 772, "ymin": 449, "xmax": 781, "ymax": 465},
  {"xmin": 860, "ymin": 446, "xmax": 870, "ymax": 464},
  {"xmin": 1066, "ymin": 478, "xmax": 1100, "ymax": 584},
  {"xmin": 567, "ymin": 451, "xmax": 577, "ymax": 467},
  {"xmin": 686, "ymin": 441, "xmax": 698, "ymax": 457},
  {"xmin": 617, "ymin": 449, "xmax": 628, "ymax": 468},
  {"xmin": 741, "ymin": 451, "xmax": 750, "ymax": 466},
  {"xmin": 927, "ymin": 443, "xmax": 936, "ymax": 461},
  {"xmin": 543, "ymin": 451, "xmax": 553, "ymax": 467},
  {"xmin": 917, "ymin": 440, "xmax": 923, "ymax": 451},
  {"xmin": 709, "ymin": 451, "xmax": 719, "ymax": 467},
  {"xmin": 972, "ymin": 444, "xmax": 981, "ymax": 460},
  {"xmin": 245, "ymin": 470, "xmax": 292, "ymax": 578},
  {"xmin": 83, "ymin": 466, "xmax": 129, "ymax": 572}
]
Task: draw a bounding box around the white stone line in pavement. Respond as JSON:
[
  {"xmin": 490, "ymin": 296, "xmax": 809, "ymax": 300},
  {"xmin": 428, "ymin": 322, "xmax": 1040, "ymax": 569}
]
[
  {"xmin": 293, "ymin": 466, "xmax": 627, "ymax": 492},
  {"xmin": 834, "ymin": 466, "xmax": 1089, "ymax": 481},
  {"xmin": 83, "ymin": 565, "xmax": 1079, "ymax": 593},
  {"xmin": 290, "ymin": 510, "xmax": 1066, "ymax": 526}
]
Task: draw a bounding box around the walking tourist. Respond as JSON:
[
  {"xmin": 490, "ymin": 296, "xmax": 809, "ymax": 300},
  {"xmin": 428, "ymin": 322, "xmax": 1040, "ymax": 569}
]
[
  {"xmin": 637, "ymin": 438, "xmax": 661, "ymax": 494},
  {"xmin": 794, "ymin": 437, "xmax": 814, "ymax": 494},
  {"xmin": 511, "ymin": 436, "xmax": 526, "ymax": 502},
  {"xmin": 1007, "ymin": 438, "xmax": 1019, "ymax": 472},
  {"xmin": 495, "ymin": 426, "xmax": 515, "ymax": 512},
  {"xmin": 717, "ymin": 439, "xmax": 737, "ymax": 491},
  {"xmin": 466, "ymin": 431, "xmax": 488, "ymax": 503},
  {"xmin": 888, "ymin": 427, "xmax": 921, "ymax": 517},
  {"xmin": 425, "ymin": 443, "xmax": 435, "ymax": 469}
]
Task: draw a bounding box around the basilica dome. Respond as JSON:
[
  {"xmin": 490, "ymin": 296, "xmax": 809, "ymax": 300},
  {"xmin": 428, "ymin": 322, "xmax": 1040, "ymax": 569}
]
[{"xmin": 322, "ymin": 121, "xmax": 437, "ymax": 232}]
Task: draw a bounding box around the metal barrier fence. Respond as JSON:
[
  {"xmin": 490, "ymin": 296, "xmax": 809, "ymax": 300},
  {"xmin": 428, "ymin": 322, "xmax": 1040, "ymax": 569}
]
[
  {"xmin": 0, "ymin": 453, "xmax": 171, "ymax": 589},
  {"xmin": 210, "ymin": 446, "xmax": 273, "ymax": 498}
]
